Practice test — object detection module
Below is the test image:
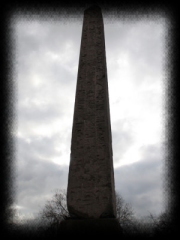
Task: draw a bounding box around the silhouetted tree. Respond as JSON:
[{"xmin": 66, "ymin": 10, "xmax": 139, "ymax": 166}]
[
  {"xmin": 38, "ymin": 190, "xmax": 172, "ymax": 237},
  {"xmin": 116, "ymin": 191, "xmax": 134, "ymax": 226},
  {"xmin": 148, "ymin": 211, "xmax": 171, "ymax": 236},
  {"xmin": 39, "ymin": 189, "xmax": 69, "ymax": 230},
  {"xmin": 39, "ymin": 189, "xmax": 134, "ymax": 232}
]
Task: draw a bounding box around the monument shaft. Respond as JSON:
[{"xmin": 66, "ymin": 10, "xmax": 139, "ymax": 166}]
[{"xmin": 67, "ymin": 6, "xmax": 116, "ymax": 219}]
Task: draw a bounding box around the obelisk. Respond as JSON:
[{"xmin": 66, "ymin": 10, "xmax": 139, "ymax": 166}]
[{"xmin": 67, "ymin": 5, "xmax": 116, "ymax": 220}]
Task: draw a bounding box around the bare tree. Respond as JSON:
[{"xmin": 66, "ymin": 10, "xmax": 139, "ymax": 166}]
[
  {"xmin": 116, "ymin": 191, "xmax": 134, "ymax": 227},
  {"xmin": 39, "ymin": 189, "xmax": 69, "ymax": 228},
  {"xmin": 39, "ymin": 189, "xmax": 134, "ymax": 232},
  {"xmin": 147, "ymin": 211, "xmax": 171, "ymax": 236}
]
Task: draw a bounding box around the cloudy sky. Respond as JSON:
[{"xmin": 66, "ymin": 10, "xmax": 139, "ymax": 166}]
[{"xmin": 12, "ymin": 8, "xmax": 167, "ymax": 222}]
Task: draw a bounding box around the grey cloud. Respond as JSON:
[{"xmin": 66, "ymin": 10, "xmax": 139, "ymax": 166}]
[
  {"xmin": 16, "ymin": 132, "xmax": 71, "ymax": 165},
  {"xmin": 15, "ymin": 20, "xmax": 82, "ymax": 67},
  {"xmin": 105, "ymin": 19, "xmax": 165, "ymax": 87},
  {"xmin": 112, "ymin": 119, "xmax": 135, "ymax": 163},
  {"xmin": 139, "ymin": 143, "xmax": 164, "ymax": 163},
  {"xmin": 114, "ymin": 143, "xmax": 164, "ymax": 217},
  {"xmin": 15, "ymin": 139, "xmax": 69, "ymax": 216},
  {"xmin": 15, "ymin": 21, "xmax": 80, "ymax": 121},
  {"xmin": 18, "ymin": 104, "xmax": 63, "ymax": 124}
]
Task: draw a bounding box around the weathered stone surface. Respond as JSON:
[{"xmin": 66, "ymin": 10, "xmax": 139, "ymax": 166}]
[{"xmin": 67, "ymin": 5, "xmax": 116, "ymax": 219}]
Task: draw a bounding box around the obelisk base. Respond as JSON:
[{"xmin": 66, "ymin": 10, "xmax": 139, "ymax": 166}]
[{"xmin": 59, "ymin": 218, "xmax": 123, "ymax": 236}]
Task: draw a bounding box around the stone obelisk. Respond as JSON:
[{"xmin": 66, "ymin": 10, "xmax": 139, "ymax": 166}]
[{"xmin": 67, "ymin": 5, "xmax": 116, "ymax": 220}]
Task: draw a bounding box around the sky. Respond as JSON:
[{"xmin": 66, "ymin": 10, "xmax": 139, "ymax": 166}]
[{"xmin": 11, "ymin": 8, "xmax": 167, "ymax": 222}]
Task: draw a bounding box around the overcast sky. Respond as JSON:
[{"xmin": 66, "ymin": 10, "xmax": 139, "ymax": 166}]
[{"xmin": 12, "ymin": 9, "xmax": 167, "ymax": 222}]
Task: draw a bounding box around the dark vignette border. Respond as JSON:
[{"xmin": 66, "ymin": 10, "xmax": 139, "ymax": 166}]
[{"xmin": 1, "ymin": 0, "xmax": 179, "ymax": 239}]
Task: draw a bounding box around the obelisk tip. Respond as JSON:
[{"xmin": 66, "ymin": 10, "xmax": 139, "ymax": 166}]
[{"xmin": 85, "ymin": 4, "xmax": 101, "ymax": 12}]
